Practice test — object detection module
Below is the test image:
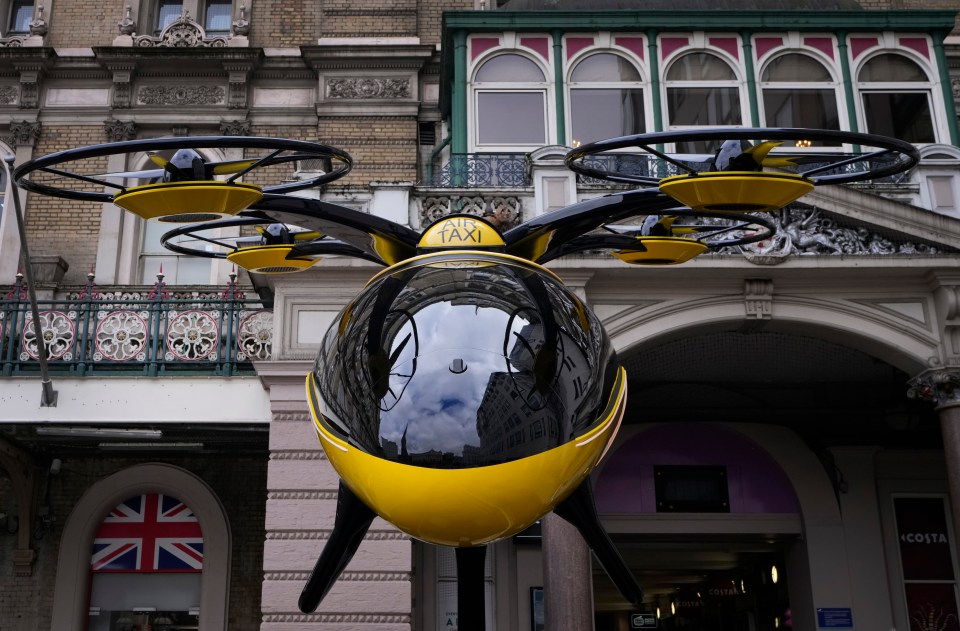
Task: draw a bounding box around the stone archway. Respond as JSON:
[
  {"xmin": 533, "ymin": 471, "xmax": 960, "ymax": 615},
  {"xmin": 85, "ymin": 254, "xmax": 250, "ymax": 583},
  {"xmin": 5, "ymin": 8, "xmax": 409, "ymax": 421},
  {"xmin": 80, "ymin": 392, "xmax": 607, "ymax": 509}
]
[{"xmin": 51, "ymin": 463, "xmax": 232, "ymax": 631}]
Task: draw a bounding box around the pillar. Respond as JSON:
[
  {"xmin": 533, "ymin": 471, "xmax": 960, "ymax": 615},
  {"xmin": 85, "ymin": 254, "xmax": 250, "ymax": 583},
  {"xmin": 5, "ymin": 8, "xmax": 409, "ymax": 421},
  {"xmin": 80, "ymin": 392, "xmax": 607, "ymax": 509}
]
[
  {"xmin": 541, "ymin": 512, "xmax": 594, "ymax": 631},
  {"xmin": 908, "ymin": 367, "xmax": 960, "ymax": 543}
]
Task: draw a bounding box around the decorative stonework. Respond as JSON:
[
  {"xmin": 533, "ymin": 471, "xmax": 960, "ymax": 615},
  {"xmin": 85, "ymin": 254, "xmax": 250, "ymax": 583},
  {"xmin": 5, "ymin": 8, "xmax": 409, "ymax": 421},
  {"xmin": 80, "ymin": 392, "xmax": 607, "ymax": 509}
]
[
  {"xmin": 94, "ymin": 310, "xmax": 148, "ymax": 361},
  {"xmin": 21, "ymin": 311, "xmax": 76, "ymax": 361},
  {"xmin": 908, "ymin": 367, "xmax": 960, "ymax": 409},
  {"xmin": 953, "ymin": 78, "xmax": 960, "ymax": 100},
  {"xmin": 740, "ymin": 206, "xmax": 941, "ymax": 264},
  {"xmin": 138, "ymin": 85, "xmax": 225, "ymax": 106},
  {"xmin": 0, "ymin": 85, "xmax": 18, "ymax": 105},
  {"xmin": 232, "ymin": 4, "xmax": 250, "ymax": 36},
  {"xmin": 419, "ymin": 195, "xmax": 520, "ymax": 228},
  {"xmin": 17, "ymin": 69, "xmax": 41, "ymax": 109},
  {"xmin": 237, "ymin": 309, "xmax": 272, "ymax": 359},
  {"xmin": 0, "ymin": 35, "xmax": 27, "ymax": 47},
  {"xmin": 103, "ymin": 119, "xmax": 136, "ymax": 142},
  {"xmin": 28, "ymin": 5, "xmax": 47, "ymax": 37},
  {"xmin": 744, "ymin": 279, "xmax": 773, "ymax": 322},
  {"xmin": 134, "ymin": 14, "xmax": 228, "ymax": 47},
  {"xmin": 326, "ymin": 78, "xmax": 411, "ymax": 99},
  {"xmin": 165, "ymin": 309, "xmax": 219, "ymax": 361},
  {"xmin": 9, "ymin": 120, "xmax": 40, "ymax": 146},
  {"xmin": 219, "ymin": 119, "xmax": 250, "ymax": 136},
  {"xmin": 117, "ymin": 5, "xmax": 136, "ymax": 35}
]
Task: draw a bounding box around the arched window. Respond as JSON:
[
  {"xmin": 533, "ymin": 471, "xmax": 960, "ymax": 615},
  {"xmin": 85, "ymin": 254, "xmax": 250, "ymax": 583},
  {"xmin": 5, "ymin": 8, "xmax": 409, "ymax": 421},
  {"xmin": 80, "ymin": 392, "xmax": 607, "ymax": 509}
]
[
  {"xmin": 89, "ymin": 493, "xmax": 203, "ymax": 630},
  {"xmin": 761, "ymin": 53, "xmax": 840, "ymax": 145},
  {"xmin": 567, "ymin": 53, "xmax": 645, "ymax": 146},
  {"xmin": 472, "ymin": 53, "xmax": 548, "ymax": 148},
  {"xmin": 664, "ymin": 52, "xmax": 742, "ymax": 129},
  {"xmin": 858, "ymin": 53, "xmax": 935, "ymax": 143}
]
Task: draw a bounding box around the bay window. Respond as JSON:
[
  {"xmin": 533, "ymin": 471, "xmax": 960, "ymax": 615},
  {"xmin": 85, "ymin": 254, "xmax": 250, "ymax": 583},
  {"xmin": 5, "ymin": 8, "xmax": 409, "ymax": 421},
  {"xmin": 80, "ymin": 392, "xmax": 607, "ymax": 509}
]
[{"xmin": 568, "ymin": 52, "xmax": 645, "ymax": 146}]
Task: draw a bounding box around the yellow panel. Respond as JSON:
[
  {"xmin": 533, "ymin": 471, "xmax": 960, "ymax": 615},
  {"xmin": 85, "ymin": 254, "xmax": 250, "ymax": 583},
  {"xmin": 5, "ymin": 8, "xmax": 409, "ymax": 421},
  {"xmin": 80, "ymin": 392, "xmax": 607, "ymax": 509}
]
[
  {"xmin": 612, "ymin": 237, "xmax": 709, "ymax": 265},
  {"xmin": 113, "ymin": 181, "xmax": 263, "ymax": 220},
  {"xmin": 307, "ymin": 369, "xmax": 627, "ymax": 547},
  {"xmin": 418, "ymin": 216, "xmax": 506, "ymax": 250},
  {"xmin": 659, "ymin": 172, "xmax": 813, "ymax": 212},
  {"xmin": 226, "ymin": 245, "xmax": 318, "ymax": 274}
]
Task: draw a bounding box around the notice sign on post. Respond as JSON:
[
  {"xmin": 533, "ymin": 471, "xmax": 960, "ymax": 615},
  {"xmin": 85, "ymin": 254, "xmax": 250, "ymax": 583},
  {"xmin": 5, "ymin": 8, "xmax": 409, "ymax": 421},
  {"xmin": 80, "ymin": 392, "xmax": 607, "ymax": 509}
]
[
  {"xmin": 817, "ymin": 608, "xmax": 853, "ymax": 628},
  {"xmin": 630, "ymin": 613, "xmax": 657, "ymax": 629}
]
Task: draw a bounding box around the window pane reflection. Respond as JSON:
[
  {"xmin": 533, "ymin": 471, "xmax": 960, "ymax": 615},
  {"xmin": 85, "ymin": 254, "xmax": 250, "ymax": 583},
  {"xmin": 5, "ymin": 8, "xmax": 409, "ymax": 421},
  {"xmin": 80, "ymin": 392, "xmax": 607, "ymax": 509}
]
[
  {"xmin": 570, "ymin": 88, "xmax": 644, "ymax": 144},
  {"xmin": 859, "ymin": 54, "xmax": 928, "ymax": 82},
  {"xmin": 570, "ymin": 53, "xmax": 641, "ymax": 82},
  {"xmin": 763, "ymin": 90, "xmax": 841, "ymax": 145},
  {"xmin": 157, "ymin": 0, "xmax": 183, "ymax": 31},
  {"xmin": 205, "ymin": 0, "xmax": 232, "ymax": 32},
  {"xmin": 762, "ymin": 54, "xmax": 833, "ymax": 82},
  {"xmin": 477, "ymin": 92, "xmax": 545, "ymax": 145},
  {"xmin": 863, "ymin": 92, "xmax": 934, "ymax": 143},
  {"xmin": 475, "ymin": 54, "xmax": 545, "ymax": 82},
  {"xmin": 667, "ymin": 87, "xmax": 742, "ymax": 126},
  {"xmin": 666, "ymin": 53, "xmax": 737, "ymax": 81},
  {"xmin": 9, "ymin": 0, "xmax": 32, "ymax": 32}
]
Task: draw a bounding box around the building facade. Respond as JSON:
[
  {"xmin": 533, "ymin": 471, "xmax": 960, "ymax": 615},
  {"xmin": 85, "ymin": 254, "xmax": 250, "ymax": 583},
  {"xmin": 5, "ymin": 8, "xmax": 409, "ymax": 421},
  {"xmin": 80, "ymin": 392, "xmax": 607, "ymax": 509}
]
[{"xmin": 1, "ymin": 0, "xmax": 960, "ymax": 630}]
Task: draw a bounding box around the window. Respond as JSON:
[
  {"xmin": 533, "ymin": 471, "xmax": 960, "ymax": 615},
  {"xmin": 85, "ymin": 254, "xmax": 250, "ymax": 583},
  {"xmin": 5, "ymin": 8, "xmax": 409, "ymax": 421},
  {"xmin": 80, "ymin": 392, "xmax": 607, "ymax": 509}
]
[
  {"xmin": 473, "ymin": 53, "xmax": 548, "ymax": 148},
  {"xmin": 761, "ymin": 53, "xmax": 841, "ymax": 146},
  {"xmin": 665, "ymin": 52, "xmax": 742, "ymax": 128},
  {"xmin": 858, "ymin": 53, "xmax": 935, "ymax": 143},
  {"xmin": 203, "ymin": 0, "xmax": 231, "ymax": 33},
  {"xmin": 140, "ymin": 220, "xmax": 213, "ymax": 284},
  {"xmin": 156, "ymin": 0, "xmax": 182, "ymax": 32},
  {"xmin": 7, "ymin": 0, "xmax": 32, "ymax": 33},
  {"xmin": 568, "ymin": 53, "xmax": 645, "ymax": 146}
]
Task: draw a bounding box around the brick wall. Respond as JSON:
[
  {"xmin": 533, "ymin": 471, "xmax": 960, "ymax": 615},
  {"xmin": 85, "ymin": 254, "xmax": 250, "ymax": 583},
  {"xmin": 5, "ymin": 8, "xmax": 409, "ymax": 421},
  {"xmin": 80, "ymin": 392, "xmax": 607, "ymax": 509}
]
[
  {"xmin": 250, "ymin": 0, "xmax": 323, "ymax": 48},
  {"xmin": 23, "ymin": 125, "xmax": 109, "ymax": 286},
  {"xmin": 0, "ymin": 452, "xmax": 267, "ymax": 631},
  {"xmin": 318, "ymin": 117, "xmax": 419, "ymax": 185},
  {"xmin": 46, "ymin": 0, "xmax": 127, "ymax": 47},
  {"xmin": 419, "ymin": 0, "xmax": 473, "ymax": 45}
]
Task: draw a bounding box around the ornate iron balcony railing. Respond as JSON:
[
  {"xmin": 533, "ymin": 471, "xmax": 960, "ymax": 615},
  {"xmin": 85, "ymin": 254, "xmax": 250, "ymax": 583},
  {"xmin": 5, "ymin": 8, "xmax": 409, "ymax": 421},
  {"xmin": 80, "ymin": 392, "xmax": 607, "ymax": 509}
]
[
  {"xmin": 0, "ymin": 272, "xmax": 271, "ymax": 378},
  {"xmin": 432, "ymin": 153, "xmax": 530, "ymax": 187}
]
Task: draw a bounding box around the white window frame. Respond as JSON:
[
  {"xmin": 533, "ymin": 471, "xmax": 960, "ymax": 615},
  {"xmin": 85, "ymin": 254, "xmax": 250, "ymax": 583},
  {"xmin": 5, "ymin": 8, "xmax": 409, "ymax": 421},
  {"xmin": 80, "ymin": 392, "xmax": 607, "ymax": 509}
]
[
  {"xmin": 565, "ymin": 50, "xmax": 649, "ymax": 148},
  {"xmin": 854, "ymin": 46, "xmax": 943, "ymax": 145},
  {"xmin": 661, "ymin": 47, "xmax": 747, "ymax": 134},
  {"xmin": 469, "ymin": 50, "xmax": 553, "ymax": 153}
]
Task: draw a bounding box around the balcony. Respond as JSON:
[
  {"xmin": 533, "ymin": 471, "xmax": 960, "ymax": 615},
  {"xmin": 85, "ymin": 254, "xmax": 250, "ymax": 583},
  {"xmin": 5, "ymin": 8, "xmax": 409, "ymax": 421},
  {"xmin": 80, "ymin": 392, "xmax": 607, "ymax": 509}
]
[
  {"xmin": 430, "ymin": 153, "xmax": 531, "ymax": 187},
  {"xmin": 0, "ymin": 272, "xmax": 271, "ymax": 378}
]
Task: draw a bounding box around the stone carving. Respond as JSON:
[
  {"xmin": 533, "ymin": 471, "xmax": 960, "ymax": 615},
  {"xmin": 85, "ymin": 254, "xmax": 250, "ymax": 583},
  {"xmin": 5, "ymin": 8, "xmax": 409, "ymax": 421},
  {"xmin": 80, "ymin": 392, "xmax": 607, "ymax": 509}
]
[
  {"xmin": 104, "ymin": 119, "xmax": 137, "ymax": 142},
  {"xmin": 743, "ymin": 278, "xmax": 773, "ymax": 322},
  {"xmin": 219, "ymin": 119, "xmax": 250, "ymax": 136},
  {"xmin": 28, "ymin": 5, "xmax": 47, "ymax": 36},
  {"xmin": 0, "ymin": 85, "xmax": 18, "ymax": 104},
  {"xmin": 9, "ymin": 120, "xmax": 40, "ymax": 146},
  {"xmin": 327, "ymin": 78, "xmax": 410, "ymax": 100},
  {"xmin": 18, "ymin": 72, "xmax": 39, "ymax": 109},
  {"xmin": 739, "ymin": 206, "xmax": 940, "ymax": 264},
  {"xmin": 418, "ymin": 195, "xmax": 520, "ymax": 229},
  {"xmin": 908, "ymin": 367, "xmax": 960, "ymax": 409},
  {"xmin": 138, "ymin": 85, "xmax": 225, "ymax": 106},
  {"xmin": 134, "ymin": 13, "xmax": 227, "ymax": 48},
  {"xmin": 953, "ymin": 78, "xmax": 960, "ymax": 100},
  {"xmin": 232, "ymin": 4, "xmax": 250, "ymax": 36},
  {"xmin": 0, "ymin": 35, "xmax": 26, "ymax": 48},
  {"xmin": 228, "ymin": 78, "xmax": 247, "ymax": 109},
  {"xmin": 117, "ymin": 5, "xmax": 136, "ymax": 35}
]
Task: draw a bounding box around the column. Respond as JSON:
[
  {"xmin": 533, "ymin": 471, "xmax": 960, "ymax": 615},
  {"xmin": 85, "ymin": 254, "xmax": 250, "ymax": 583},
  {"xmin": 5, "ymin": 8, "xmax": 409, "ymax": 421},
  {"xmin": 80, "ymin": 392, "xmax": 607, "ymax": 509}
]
[
  {"xmin": 908, "ymin": 367, "xmax": 960, "ymax": 543},
  {"xmin": 542, "ymin": 512, "xmax": 594, "ymax": 631}
]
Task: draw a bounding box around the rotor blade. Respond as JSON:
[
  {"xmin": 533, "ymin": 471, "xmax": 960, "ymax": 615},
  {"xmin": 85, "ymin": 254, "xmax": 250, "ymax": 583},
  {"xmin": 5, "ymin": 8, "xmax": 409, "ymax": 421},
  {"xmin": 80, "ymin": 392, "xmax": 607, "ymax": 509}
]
[
  {"xmin": 298, "ymin": 482, "xmax": 376, "ymax": 613},
  {"xmin": 148, "ymin": 154, "xmax": 169, "ymax": 168},
  {"xmin": 210, "ymin": 159, "xmax": 259, "ymax": 175},
  {"xmin": 553, "ymin": 479, "xmax": 643, "ymax": 605},
  {"xmin": 93, "ymin": 168, "xmax": 166, "ymax": 180}
]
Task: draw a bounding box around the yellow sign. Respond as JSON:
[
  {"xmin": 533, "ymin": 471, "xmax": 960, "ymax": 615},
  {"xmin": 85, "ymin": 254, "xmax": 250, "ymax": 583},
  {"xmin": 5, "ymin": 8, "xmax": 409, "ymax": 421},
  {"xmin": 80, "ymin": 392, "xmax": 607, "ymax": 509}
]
[{"xmin": 418, "ymin": 216, "xmax": 506, "ymax": 250}]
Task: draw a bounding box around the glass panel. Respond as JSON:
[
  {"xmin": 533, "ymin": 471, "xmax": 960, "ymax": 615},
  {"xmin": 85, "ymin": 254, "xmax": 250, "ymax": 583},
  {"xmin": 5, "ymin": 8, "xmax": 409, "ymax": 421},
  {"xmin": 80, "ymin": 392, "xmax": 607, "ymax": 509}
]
[
  {"xmin": 89, "ymin": 574, "xmax": 201, "ymax": 631},
  {"xmin": 477, "ymin": 92, "xmax": 545, "ymax": 144},
  {"xmin": 157, "ymin": 0, "xmax": 183, "ymax": 31},
  {"xmin": 862, "ymin": 92, "xmax": 935, "ymax": 143},
  {"xmin": 762, "ymin": 89, "xmax": 841, "ymax": 143},
  {"xmin": 204, "ymin": 0, "xmax": 232, "ymax": 32},
  {"xmin": 475, "ymin": 54, "xmax": 545, "ymax": 82},
  {"xmin": 570, "ymin": 53, "xmax": 641, "ymax": 82},
  {"xmin": 666, "ymin": 52, "xmax": 736, "ymax": 81},
  {"xmin": 8, "ymin": 0, "xmax": 33, "ymax": 33},
  {"xmin": 570, "ymin": 88, "xmax": 644, "ymax": 145},
  {"xmin": 762, "ymin": 53, "xmax": 832, "ymax": 82},
  {"xmin": 859, "ymin": 53, "xmax": 929, "ymax": 82},
  {"xmin": 667, "ymin": 87, "xmax": 742, "ymax": 126}
]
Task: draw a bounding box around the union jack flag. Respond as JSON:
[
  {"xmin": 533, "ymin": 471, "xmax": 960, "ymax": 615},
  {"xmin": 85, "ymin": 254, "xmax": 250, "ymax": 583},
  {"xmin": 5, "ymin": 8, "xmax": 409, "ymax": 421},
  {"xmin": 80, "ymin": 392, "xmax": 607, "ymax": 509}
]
[{"xmin": 91, "ymin": 493, "xmax": 203, "ymax": 573}]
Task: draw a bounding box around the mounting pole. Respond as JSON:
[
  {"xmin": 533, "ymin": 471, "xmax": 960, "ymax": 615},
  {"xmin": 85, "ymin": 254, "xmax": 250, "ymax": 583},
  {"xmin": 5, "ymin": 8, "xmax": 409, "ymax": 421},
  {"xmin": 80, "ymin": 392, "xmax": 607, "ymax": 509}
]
[{"xmin": 5, "ymin": 155, "xmax": 57, "ymax": 407}]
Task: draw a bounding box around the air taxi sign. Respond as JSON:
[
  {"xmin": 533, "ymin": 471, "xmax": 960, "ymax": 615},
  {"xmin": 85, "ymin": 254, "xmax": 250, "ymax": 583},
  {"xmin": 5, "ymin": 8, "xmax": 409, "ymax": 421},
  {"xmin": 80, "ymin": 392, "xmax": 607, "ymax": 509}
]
[{"xmin": 418, "ymin": 216, "xmax": 505, "ymax": 250}]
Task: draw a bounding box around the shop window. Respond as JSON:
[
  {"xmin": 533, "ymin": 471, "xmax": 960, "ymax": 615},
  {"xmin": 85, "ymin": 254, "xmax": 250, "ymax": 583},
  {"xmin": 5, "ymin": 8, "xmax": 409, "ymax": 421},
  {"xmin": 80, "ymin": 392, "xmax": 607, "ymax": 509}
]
[
  {"xmin": 473, "ymin": 53, "xmax": 548, "ymax": 148},
  {"xmin": 7, "ymin": 0, "xmax": 32, "ymax": 33},
  {"xmin": 568, "ymin": 52, "xmax": 645, "ymax": 146},
  {"xmin": 858, "ymin": 53, "xmax": 935, "ymax": 144},
  {"xmin": 761, "ymin": 53, "xmax": 841, "ymax": 146},
  {"xmin": 88, "ymin": 493, "xmax": 203, "ymax": 631}
]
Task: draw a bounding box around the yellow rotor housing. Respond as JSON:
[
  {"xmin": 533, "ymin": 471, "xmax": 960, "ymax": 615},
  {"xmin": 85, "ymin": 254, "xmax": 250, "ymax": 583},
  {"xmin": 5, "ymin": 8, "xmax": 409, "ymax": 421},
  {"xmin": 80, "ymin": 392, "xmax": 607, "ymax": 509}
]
[
  {"xmin": 113, "ymin": 181, "xmax": 264, "ymax": 221},
  {"xmin": 659, "ymin": 171, "xmax": 814, "ymax": 212}
]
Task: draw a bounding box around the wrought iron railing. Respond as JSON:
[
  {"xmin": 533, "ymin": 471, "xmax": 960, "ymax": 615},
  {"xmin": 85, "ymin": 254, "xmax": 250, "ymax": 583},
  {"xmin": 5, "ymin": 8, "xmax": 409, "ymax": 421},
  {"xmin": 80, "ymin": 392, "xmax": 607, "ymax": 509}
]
[
  {"xmin": 0, "ymin": 272, "xmax": 272, "ymax": 377},
  {"xmin": 432, "ymin": 153, "xmax": 530, "ymax": 187}
]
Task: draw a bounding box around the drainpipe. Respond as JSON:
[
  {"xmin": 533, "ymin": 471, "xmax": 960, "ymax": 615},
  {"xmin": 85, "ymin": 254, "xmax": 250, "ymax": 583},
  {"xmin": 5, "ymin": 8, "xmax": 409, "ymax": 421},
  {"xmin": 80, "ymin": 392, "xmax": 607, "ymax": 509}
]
[{"xmin": 425, "ymin": 134, "xmax": 452, "ymax": 186}]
